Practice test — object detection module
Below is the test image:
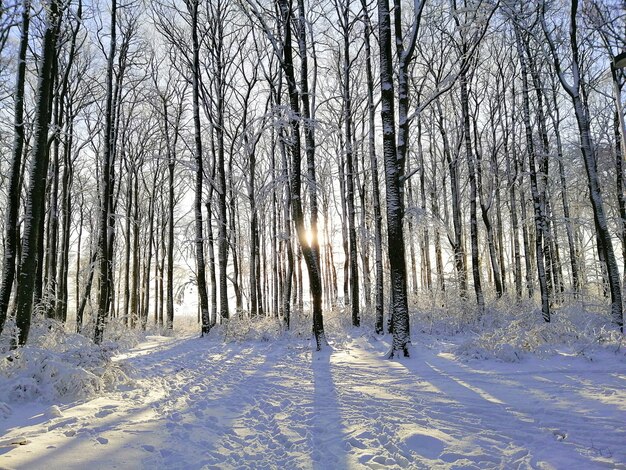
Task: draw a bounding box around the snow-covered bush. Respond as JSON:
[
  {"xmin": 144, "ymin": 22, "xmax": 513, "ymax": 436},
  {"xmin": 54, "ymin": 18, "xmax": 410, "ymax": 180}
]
[
  {"xmin": 0, "ymin": 316, "xmax": 132, "ymax": 403},
  {"xmin": 220, "ymin": 314, "xmax": 284, "ymax": 343},
  {"xmin": 76, "ymin": 315, "xmax": 145, "ymax": 351},
  {"xmin": 450, "ymin": 300, "xmax": 625, "ymax": 362}
]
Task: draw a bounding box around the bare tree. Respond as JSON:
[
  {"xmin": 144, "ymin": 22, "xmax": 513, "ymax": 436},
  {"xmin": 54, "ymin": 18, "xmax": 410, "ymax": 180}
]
[
  {"xmin": 542, "ymin": 0, "xmax": 623, "ymax": 330},
  {"xmin": 377, "ymin": 0, "xmax": 425, "ymax": 357},
  {"xmin": 13, "ymin": 0, "xmax": 63, "ymax": 346},
  {"xmin": 0, "ymin": 0, "xmax": 30, "ymax": 336}
]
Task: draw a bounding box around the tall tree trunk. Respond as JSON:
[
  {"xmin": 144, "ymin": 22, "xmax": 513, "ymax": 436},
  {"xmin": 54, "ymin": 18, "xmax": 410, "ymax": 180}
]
[
  {"xmin": 544, "ymin": 2, "xmax": 623, "ymax": 328},
  {"xmin": 515, "ymin": 25, "xmax": 550, "ymax": 322},
  {"xmin": 338, "ymin": 144, "xmax": 349, "ymax": 304},
  {"xmin": 227, "ymin": 161, "xmax": 242, "ymax": 314},
  {"xmin": 0, "ymin": 0, "xmax": 30, "ymax": 336},
  {"xmin": 277, "ymin": 0, "xmax": 325, "ymax": 349},
  {"xmin": 123, "ymin": 168, "xmax": 132, "ymax": 325},
  {"xmin": 130, "ymin": 170, "xmax": 140, "ymax": 327},
  {"xmin": 361, "ymin": 1, "xmax": 384, "ymax": 333},
  {"xmin": 377, "ymin": 0, "xmax": 422, "ymax": 357},
  {"xmin": 166, "ymin": 144, "xmax": 175, "ymax": 330},
  {"xmin": 504, "ymin": 86, "xmax": 523, "ymax": 300},
  {"xmin": 54, "ymin": 21, "xmax": 83, "ymax": 319},
  {"xmin": 429, "ymin": 150, "xmax": 445, "ymax": 295},
  {"xmin": 341, "ymin": 0, "xmax": 359, "ymax": 326},
  {"xmin": 271, "ymin": 126, "xmax": 279, "ymax": 317},
  {"xmin": 417, "ymin": 119, "xmax": 432, "ymax": 292},
  {"xmin": 610, "ymin": 65, "xmax": 626, "ymax": 292},
  {"xmin": 475, "ymin": 113, "xmax": 503, "ymax": 299},
  {"xmin": 248, "ymin": 144, "xmax": 259, "ymax": 317},
  {"xmin": 94, "ymin": 0, "xmax": 118, "ymax": 344},
  {"xmin": 217, "ymin": 102, "xmax": 229, "ymax": 322},
  {"xmin": 279, "ymin": 124, "xmax": 293, "ymax": 328},
  {"xmin": 206, "ymin": 199, "xmax": 217, "ymax": 326},
  {"xmin": 141, "ymin": 177, "xmax": 157, "ymax": 329},
  {"xmin": 13, "ymin": 0, "xmax": 61, "ymax": 346},
  {"xmin": 437, "ymin": 97, "xmax": 467, "ymax": 298},
  {"xmin": 57, "ymin": 118, "xmax": 74, "ymax": 323},
  {"xmin": 460, "ymin": 66, "xmax": 484, "ymax": 311},
  {"xmin": 525, "ymin": 40, "xmax": 555, "ymax": 304},
  {"xmin": 356, "ymin": 139, "xmax": 371, "ymax": 312},
  {"xmin": 45, "ymin": 88, "xmax": 61, "ymax": 318},
  {"xmin": 186, "ymin": 0, "xmax": 211, "ymax": 335},
  {"xmin": 298, "ymin": 0, "xmax": 324, "ymax": 344}
]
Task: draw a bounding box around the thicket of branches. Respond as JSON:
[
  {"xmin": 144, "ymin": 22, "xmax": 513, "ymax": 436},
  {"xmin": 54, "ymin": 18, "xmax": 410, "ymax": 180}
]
[{"xmin": 0, "ymin": 0, "xmax": 624, "ymax": 353}]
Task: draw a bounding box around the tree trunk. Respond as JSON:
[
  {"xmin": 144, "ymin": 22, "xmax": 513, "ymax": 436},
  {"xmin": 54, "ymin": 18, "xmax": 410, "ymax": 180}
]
[
  {"xmin": 0, "ymin": 0, "xmax": 30, "ymax": 336},
  {"xmin": 341, "ymin": 0, "xmax": 359, "ymax": 327},
  {"xmin": 515, "ymin": 25, "xmax": 550, "ymax": 322},
  {"xmin": 460, "ymin": 67, "xmax": 484, "ymax": 312},
  {"xmin": 186, "ymin": 0, "xmax": 211, "ymax": 335},
  {"xmin": 94, "ymin": 0, "xmax": 117, "ymax": 344},
  {"xmin": 504, "ymin": 86, "xmax": 523, "ymax": 300},
  {"xmin": 378, "ymin": 0, "xmax": 413, "ymax": 356},
  {"xmin": 360, "ymin": 1, "xmax": 384, "ymax": 333},
  {"xmin": 543, "ymin": 2, "xmax": 623, "ymax": 328},
  {"xmin": 277, "ymin": 0, "xmax": 325, "ymax": 349},
  {"xmin": 13, "ymin": 0, "xmax": 61, "ymax": 346},
  {"xmin": 437, "ymin": 97, "xmax": 467, "ymax": 298},
  {"xmin": 130, "ymin": 170, "xmax": 140, "ymax": 327}
]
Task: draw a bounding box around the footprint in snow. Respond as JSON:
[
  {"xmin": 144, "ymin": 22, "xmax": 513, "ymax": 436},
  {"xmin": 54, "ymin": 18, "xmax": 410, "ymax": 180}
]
[
  {"xmin": 47, "ymin": 417, "xmax": 78, "ymax": 432},
  {"xmin": 402, "ymin": 433, "xmax": 444, "ymax": 460},
  {"xmin": 96, "ymin": 437, "xmax": 109, "ymax": 445},
  {"xmin": 95, "ymin": 408, "xmax": 116, "ymax": 418},
  {"xmin": 346, "ymin": 437, "xmax": 367, "ymax": 449}
]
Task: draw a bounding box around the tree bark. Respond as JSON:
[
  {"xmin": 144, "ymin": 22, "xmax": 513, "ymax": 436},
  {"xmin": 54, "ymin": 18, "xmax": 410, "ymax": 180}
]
[
  {"xmin": 515, "ymin": 24, "xmax": 550, "ymax": 322},
  {"xmin": 0, "ymin": 0, "xmax": 30, "ymax": 336},
  {"xmin": 13, "ymin": 0, "xmax": 61, "ymax": 346},
  {"xmin": 341, "ymin": 0, "xmax": 359, "ymax": 327},
  {"xmin": 277, "ymin": 0, "xmax": 326, "ymax": 349},
  {"xmin": 460, "ymin": 66, "xmax": 484, "ymax": 311},
  {"xmin": 186, "ymin": 0, "xmax": 211, "ymax": 335},
  {"xmin": 94, "ymin": 0, "xmax": 118, "ymax": 344}
]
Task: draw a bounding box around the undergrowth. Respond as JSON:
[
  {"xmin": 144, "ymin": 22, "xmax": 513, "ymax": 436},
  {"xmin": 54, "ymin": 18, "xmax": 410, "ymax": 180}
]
[{"xmin": 0, "ymin": 294, "xmax": 623, "ymax": 407}]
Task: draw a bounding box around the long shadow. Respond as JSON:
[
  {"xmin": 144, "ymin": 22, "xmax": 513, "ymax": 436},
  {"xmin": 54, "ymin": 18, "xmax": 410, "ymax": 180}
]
[
  {"xmin": 394, "ymin": 351, "xmax": 626, "ymax": 468},
  {"xmin": 311, "ymin": 347, "xmax": 348, "ymax": 470},
  {"xmin": 0, "ymin": 339, "xmax": 276, "ymax": 470},
  {"xmin": 196, "ymin": 346, "xmax": 318, "ymax": 468},
  {"xmin": 0, "ymin": 401, "xmax": 169, "ymax": 469}
]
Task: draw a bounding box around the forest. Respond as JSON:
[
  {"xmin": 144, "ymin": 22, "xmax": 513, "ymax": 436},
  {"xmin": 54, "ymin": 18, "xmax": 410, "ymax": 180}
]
[
  {"xmin": 0, "ymin": 0, "xmax": 624, "ymax": 347},
  {"xmin": 0, "ymin": 0, "xmax": 626, "ymax": 468}
]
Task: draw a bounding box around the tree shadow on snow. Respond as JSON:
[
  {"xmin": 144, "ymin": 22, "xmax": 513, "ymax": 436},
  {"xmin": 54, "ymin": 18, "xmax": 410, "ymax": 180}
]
[
  {"xmin": 311, "ymin": 347, "xmax": 348, "ymax": 470},
  {"xmin": 393, "ymin": 352, "xmax": 626, "ymax": 468}
]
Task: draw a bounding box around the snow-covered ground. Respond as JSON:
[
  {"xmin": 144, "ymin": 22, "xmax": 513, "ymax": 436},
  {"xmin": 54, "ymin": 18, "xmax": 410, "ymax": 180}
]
[{"xmin": 1, "ymin": 315, "xmax": 625, "ymax": 469}]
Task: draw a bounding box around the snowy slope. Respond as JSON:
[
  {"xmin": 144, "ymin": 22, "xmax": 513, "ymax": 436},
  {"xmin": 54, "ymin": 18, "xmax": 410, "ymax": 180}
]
[{"xmin": 1, "ymin": 331, "xmax": 625, "ymax": 469}]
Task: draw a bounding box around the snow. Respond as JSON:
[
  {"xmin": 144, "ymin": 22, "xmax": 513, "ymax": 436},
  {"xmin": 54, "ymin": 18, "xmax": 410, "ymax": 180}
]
[{"xmin": 1, "ymin": 310, "xmax": 626, "ymax": 469}]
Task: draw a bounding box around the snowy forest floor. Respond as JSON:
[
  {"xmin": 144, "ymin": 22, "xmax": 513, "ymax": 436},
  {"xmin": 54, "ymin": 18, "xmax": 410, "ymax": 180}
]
[{"xmin": 1, "ymin": 305, "xmax": 626, "ymax": 469}]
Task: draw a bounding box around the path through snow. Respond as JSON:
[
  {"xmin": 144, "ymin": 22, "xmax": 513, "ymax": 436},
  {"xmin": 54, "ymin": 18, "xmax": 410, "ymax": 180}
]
[{"xmin": 1, "ymin": 334, "xmax": 625, "ymax": 469}]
